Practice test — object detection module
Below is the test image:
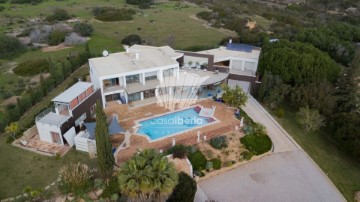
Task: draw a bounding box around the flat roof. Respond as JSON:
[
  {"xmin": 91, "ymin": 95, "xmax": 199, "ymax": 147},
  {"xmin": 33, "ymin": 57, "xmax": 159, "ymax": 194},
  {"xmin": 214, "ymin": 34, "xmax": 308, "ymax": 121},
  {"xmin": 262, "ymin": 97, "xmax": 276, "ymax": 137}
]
[
  {"xmin": 89, "ymin": 45, "xmax": 183, "ymax": 77},
  {"xmin": 197, "ymin": 44, "xmax": 261, "ymax": 61},
  {"xmin": 37, "ymin": 112, "xmax": 69, "ymax": 126},
  {"xmin": 52, "ymin": 82, "xmax": 92, "ymax": 103}
]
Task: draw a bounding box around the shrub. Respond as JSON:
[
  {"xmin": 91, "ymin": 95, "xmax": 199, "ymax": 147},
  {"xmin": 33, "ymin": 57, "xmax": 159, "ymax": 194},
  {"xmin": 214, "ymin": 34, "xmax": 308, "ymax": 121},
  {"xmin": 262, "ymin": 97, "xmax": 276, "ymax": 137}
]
[
  {"xmin": 121, "ymin": 34, "xmax": 142, "ymax": 46},
  {"xmin": 188, "ymin": 150, "xmax": 207, "ymax": 171},
  {"xmin": 210, "ymin": 158, "xmax": 222, "ymax": 170},
  {"xmin": 13, "ymin": 59, "xmax": 49, "ymax": 76},
  {"xmin": 48, "ymin": 30, "xmax": 67, "ymax": 45},
  {"xmin": 0, "ymin": 35, "xmax": 25, "ymax": 59},
  {"xmin": 241, "ymin": 150, "xmax": 253, "ymax": 160},
  {"xmin": 64, "ymin": 33, "xmax": 87, "ymax": 46},
  {"xmin": 58, "ymin": 163, "xmax": 93, "ymax": 196},
  {"xmin": 276, "ymin": 108, "xmax": 285, "ymax": 118},
  {"xmin": 73, "ymin": 22, "xmax": 94, "ymax": 37},
  {"xmin": 0, "ymin": 6, "xmax": 4, "ymax": 12},
  {"xmin": 193, "ymin": 170, "xmax": 204, "ymax": 177},
  {"xmin": 167, "ymin": 172, "xmax": 197, "ymax": 202},
  {"xmin": 167, "ymin": 144, "xmax": 188, "ymax": 159},
  {"xmin": 240, "ymin": 134, "xmax": 272, "ymax": 155},
  {"xmin": 46, "ymin": 8, "xmax": 71, "ymax": 22},
  {"xmin": 206, "ymin": 161, "xmax": 213, "ymax": 171},
  {"xmin": 92, "ymin": 7, "xmax": 135, "ymax": 22},
  {"xmin": 100, "ymin": 176, "xmax": 121, "ymax": 198},
  {"xmin": 210, "ymin": 136, "xmax": 227, "ymax": 149},
  {"xmin": 126, "ymin": 0, "xmax": 153, "ymax": 8}
]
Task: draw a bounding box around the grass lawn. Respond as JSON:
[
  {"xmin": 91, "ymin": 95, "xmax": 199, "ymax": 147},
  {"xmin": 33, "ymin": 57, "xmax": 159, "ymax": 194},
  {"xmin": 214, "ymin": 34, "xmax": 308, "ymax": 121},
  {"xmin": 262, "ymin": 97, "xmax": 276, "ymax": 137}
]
[
  {"xmin": 271, "ymin": 103, "xmax": 360, "ymax": 201},
  {"xmin": 0, "ymin": 134, "xmax": 96, "ymax": 199}
]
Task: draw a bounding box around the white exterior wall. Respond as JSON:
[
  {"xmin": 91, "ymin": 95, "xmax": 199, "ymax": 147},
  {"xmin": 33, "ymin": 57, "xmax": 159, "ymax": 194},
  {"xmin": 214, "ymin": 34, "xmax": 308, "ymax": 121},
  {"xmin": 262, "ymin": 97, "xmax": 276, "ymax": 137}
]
[{"xmin": 36, "ymin": 121, "xmax": 64, "ymax": 145}]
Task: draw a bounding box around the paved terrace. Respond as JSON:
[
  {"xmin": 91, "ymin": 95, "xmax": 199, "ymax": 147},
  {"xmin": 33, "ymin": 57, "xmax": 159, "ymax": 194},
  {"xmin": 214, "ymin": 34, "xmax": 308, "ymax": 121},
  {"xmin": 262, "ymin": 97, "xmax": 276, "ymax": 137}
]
[{"xmin": 105, "ymin": 99, "xmax": 240, "ymax": 164}]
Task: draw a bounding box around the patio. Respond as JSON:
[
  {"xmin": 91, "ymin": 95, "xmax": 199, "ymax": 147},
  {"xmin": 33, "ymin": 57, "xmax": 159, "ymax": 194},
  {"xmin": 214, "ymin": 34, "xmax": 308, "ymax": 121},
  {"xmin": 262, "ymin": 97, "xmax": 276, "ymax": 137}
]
[
  {"xmin": 105, "ymin": 99, "xmax": 240, "ymax": 164},
  {"xmin": 13, "ymin": 126, "xmax": 71, "ymax": 157}
]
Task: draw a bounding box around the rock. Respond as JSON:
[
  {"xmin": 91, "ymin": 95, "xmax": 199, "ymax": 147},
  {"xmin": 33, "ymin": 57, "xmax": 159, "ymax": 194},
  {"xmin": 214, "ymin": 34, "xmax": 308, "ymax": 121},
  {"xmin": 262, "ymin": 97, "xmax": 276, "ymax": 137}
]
[
  {"xmin": 54, "ymin": 196, "xmax": 67, "ymax": 202},
  {"xmin": 95, "ymin": 189, "xmax": 104, "ymax": 196}
]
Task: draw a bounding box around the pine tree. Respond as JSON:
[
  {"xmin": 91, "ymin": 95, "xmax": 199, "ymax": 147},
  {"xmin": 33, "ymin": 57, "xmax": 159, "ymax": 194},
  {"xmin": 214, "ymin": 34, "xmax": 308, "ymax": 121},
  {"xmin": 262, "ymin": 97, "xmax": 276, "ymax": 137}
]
[
  {"xmin": 95, "ymin": 100, "xmax": 115, "ymax": 176},
  {"xmin": 28, "ymin": 85, "xmax": 35, "ymax": 105}
]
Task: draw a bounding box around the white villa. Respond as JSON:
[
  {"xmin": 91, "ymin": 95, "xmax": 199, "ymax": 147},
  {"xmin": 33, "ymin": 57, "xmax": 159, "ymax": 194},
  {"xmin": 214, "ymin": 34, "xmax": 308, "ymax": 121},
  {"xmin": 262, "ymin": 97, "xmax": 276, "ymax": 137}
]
[{"xmin": 89, "ymin": 42, "xmax": 261, "ymax": 107}]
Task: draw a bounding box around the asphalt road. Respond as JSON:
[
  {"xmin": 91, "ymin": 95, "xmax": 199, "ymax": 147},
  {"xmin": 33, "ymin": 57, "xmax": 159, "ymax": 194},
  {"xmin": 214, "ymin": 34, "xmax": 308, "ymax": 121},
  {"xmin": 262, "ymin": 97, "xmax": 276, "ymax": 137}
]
[{"xmin": 197, "ymin": 96, "xmax": 345, "ymax": 202}]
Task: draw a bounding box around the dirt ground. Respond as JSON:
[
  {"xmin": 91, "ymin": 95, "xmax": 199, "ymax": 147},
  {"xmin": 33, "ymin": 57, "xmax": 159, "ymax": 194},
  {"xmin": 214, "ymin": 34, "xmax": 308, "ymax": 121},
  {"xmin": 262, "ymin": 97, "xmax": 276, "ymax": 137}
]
[
  {"xmin": 197, "ymin": 130, "xmax": 246, "ymax": 164},
  {"xmin": 41, "ymin": 43, "xmax": 70, "ymax": 52}
]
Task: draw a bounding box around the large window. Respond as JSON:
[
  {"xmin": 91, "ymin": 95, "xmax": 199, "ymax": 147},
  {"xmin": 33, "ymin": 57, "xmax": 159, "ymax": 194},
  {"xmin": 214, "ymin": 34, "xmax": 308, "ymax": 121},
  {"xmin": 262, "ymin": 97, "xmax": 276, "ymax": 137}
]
[
  {"xmin": 126, "ymin": 75, "xmax": 140, "ymax": 84},
  {"xmin": 145, "ymin": 75, "xmax": 157, "ymax": 81},
  {"xmin": 143, "ymin": 89, "xmax": 155, "ymax": 99},
  {"xmin": 50, "ymin": 131, "xmax": 61, "ymax": 144},
  {"xmin": 128, "ymin": 92, "xmax": 141, "ymax": 102}
]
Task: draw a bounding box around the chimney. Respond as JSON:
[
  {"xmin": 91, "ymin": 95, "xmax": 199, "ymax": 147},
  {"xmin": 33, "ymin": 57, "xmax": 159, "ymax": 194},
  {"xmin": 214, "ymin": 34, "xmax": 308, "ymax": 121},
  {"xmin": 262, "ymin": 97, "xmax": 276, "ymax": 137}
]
[
  {"xmin": 229, "ymin": 39, "xmax": 233, "ymax": 44},
  {"xmin": 135, "ymin": 52, "xmax": 139, "ymax": 60}
]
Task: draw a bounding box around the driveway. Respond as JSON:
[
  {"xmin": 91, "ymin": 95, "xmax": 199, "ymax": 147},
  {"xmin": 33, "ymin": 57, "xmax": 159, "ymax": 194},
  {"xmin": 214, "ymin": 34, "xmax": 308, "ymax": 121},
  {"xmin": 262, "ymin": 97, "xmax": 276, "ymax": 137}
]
[{"xmin": 198, "ymin": 96, "xmax": 345, "ymax": 202}]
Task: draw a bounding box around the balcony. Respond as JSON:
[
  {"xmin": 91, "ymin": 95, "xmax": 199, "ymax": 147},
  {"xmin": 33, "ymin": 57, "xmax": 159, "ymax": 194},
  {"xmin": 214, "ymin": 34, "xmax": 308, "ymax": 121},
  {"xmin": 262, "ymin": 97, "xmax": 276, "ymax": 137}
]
[
  {"xmin": 103, "ymin": 85, "xmax": 124, "ymax": 95},
  {"xmin": 36, "ymin": 108, "xmax": 70, "ymax": 127}
]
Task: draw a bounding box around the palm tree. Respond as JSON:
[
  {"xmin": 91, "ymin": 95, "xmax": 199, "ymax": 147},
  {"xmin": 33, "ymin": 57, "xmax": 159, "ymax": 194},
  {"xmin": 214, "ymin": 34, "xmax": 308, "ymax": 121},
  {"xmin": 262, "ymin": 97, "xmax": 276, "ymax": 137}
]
[
  {"xmin": 118, "ymin": 149, "xmax": 178, "ymax": 202},
  {"xmin": 5, "ymin": 122, "xmax": 18, "ymax": 140}
]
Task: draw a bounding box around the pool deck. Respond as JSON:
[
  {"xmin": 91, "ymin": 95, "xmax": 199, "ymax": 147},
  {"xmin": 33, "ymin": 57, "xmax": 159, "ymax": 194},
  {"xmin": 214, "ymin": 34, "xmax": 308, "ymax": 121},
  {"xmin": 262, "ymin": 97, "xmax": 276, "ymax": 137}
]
[{"xmin": 105, "ymin": 99, "xmax": 240, "ymax": 165}]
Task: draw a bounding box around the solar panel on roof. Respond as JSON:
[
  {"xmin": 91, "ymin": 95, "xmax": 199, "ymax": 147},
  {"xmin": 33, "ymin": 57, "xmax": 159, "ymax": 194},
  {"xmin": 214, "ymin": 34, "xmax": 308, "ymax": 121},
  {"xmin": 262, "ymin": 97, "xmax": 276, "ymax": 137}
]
[{"xmin": 226, "ymin": 43, "xmax": 254, "ymax": 52}]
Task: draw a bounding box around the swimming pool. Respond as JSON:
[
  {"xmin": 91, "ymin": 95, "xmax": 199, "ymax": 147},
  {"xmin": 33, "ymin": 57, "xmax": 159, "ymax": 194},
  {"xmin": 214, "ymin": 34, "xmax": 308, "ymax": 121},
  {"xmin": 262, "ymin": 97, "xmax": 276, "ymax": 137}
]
[{"xmin": 137, "ymin": 106, "xmax": 215, "ymax": 141}]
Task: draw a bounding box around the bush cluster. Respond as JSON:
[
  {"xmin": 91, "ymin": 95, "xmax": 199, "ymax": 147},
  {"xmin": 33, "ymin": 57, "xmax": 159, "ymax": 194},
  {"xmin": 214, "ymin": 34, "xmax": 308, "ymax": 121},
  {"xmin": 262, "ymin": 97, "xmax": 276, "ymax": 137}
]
[
  {"xmin": 73, "ymin": 22, "xmax": 94, "ymax": 37},
  {"xmin": 187, "ymin": 150, "xmax": 207, "ymax": 171},
  {"xmin": 58, "ymin": 163, "xmax": 93, "ymax": 196},
  {"xmin": 48, "ymin": 30, "xmax": 67, "ymax": 46},
  {"xmin": 46, "ymin": 8, "xmax": 71, "ymax": 22},
  {"xmin": 167, "ymin": 144, "xmax": 188, "ymax": 159},
  {"xmin": 92, "ymin": 7, "xmax": 136, "ymax": 22},
  {"xmin": 0, "ymin": 35, "xmax": 26, "ymax": 59},
  {"xmin": 126, "ymin": 0, "xmax": 153, "ymax": 9},
  {"xmin": 210, "ymin": 136, "xmax": 227, "ymax": 149},
  {"xmin": 240, "ymin": 134, "xmax": 272, "ymax": 155},
  {"xmin": 13, "ymin": 59, "xmax": 49, "ymax": 76},
  {"xmin": 10, "ymin": 0, "xmax": 42, "ymax": 4}
]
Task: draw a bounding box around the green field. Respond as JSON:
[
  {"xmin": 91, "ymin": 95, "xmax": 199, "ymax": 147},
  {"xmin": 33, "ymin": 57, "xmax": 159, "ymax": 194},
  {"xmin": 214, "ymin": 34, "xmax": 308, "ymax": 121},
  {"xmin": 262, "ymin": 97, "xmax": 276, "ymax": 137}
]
[
  {"xmin": 0, "ymin": 134, "xmax": 96, "ymax": 199},
  {"xmin": 271, "ymin": 103, "xmax": 360, "ymax": 201},
  {"xmin": 0, "ymin": 0, "xmax": 235, "ymax": 104}
]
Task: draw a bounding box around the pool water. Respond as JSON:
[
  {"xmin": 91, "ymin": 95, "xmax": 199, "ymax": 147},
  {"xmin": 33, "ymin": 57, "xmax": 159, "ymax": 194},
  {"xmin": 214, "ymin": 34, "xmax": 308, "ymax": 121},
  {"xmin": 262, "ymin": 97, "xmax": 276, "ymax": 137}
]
[{"xmin": 137, "ymin": 107, "xmax": 215, "ymax": 141}]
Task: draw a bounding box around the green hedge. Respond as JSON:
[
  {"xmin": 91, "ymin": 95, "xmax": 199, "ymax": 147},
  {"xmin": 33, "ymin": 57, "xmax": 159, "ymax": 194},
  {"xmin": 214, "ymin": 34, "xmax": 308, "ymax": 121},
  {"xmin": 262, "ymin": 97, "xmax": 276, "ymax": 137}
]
[
  {"xmin": 188, "ymin": 150, "xmax": 207, "ymax": 171},
  {"xmin": 13, "ymin": 59, "xmax": 49, "ymax": 76},
  {"xmin": 240, "ymin": 134, "xmax": 272, "ymax": 155}
]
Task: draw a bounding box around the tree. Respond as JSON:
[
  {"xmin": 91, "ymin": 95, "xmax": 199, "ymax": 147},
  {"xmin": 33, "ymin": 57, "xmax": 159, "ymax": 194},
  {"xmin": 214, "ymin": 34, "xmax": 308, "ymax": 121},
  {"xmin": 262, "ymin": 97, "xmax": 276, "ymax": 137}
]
[
  {"xmin": 167, "ymin": 172, "xmax": 197, "ymax": 202},
  {"xmin": 257, "ymin": 70, "xmax": 269, "ymax": 101},
  {"xmin": 95, "ymin": 100, "xmax": 115, "ymax": 177},
  {"xmin": 296, "ymin": 106, "xmax": 325, "ymax": 133},
  {"xmin": 118, "ymin": 149, "xmax": 178, "ymax": 202},
  {"xmin": 73, "ymin": 22, "xmax": 94, "ymax": 37},
  {"xmin": 291, "ymin": 80, "xmax": 337, "ymax": 117},
  {"xmin": 0, "ymin": 35, "xmax": 25, "ymax": 59},
  {"xmin": 221, "ymin": 84, "xmax": 248, "ymax": 109},
  {"xmin": 5, "ymin": 122, "xmax": 18, "ymax": 140},
  {"xmin": 121, "ymin": 34, "xmax": 142, "ymax": 46},
  {"xmin": 258, "ymin": 40, "xmax": 341, "ymax": 85}
]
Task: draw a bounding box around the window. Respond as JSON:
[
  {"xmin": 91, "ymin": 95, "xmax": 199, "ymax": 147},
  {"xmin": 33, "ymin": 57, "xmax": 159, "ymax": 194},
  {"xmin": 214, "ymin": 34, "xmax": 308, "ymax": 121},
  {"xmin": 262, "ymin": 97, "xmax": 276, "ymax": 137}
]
[
  {"xmin": 75, "ymin": 113, "xmax": 86, "ymax": 126},
  {"xmin": 128, "ymin": 92, "xmax": 141, "ymax": 102},
  {"xmin": 143, "ymin": 89, "xmax": 155, "ymax": 99},
  {"xmin": 126, "ymin": 75, "xmax": 140, "ymax": 84},
  {"xmin": 50, "ymin": 131, "xmax": 61, "ymax": 144},
  {"xmin": 145, "ymin": 75, "xmax": 157, "ymax": 81}
]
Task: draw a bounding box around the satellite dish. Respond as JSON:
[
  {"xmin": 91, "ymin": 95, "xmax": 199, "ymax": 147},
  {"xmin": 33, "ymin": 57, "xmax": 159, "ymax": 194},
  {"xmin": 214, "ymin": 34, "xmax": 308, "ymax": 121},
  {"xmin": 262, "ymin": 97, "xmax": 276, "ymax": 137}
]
[{"xmin": 102, "ymin": 50, "xmax": 109, "ymax": 57}]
